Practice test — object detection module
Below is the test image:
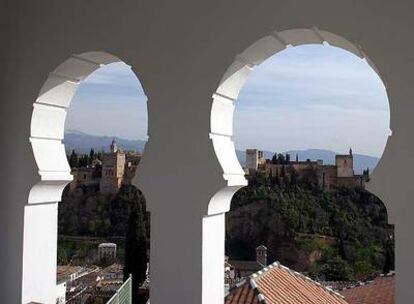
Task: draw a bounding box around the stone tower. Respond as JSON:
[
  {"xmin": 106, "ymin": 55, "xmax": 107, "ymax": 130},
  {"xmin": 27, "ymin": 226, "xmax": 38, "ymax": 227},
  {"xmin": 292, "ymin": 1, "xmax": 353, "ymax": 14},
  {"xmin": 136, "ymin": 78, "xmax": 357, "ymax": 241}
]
[
  {"xmin": 256, "ymin": 245, "xmax": 268, "ymax": 266},
  {"xmin": 335, "ymin": 148, "xmax": 354, "ymax": 178},
  {"xmin": 100, "ymin": 139, "xmax": 126, "ymax": 194},
  {"xmin": 246, "ymin": 149, "xmax": 264, "ymax": 171}
]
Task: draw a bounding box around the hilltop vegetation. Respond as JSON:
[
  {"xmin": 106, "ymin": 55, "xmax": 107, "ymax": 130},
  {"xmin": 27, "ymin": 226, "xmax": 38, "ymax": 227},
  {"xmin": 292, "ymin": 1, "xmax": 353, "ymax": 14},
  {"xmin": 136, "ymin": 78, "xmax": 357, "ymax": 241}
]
[
  {"xmin": 58, "ymin": 184, "xmax": 150, "ymax": 265},
  {"xmin": 226, "ymin": 172, "xmax": 394, "ymax": 281},
  {"xmin": 59, "ymin": 185, "xmax": 147, "ymax": 237},
  {"xmin": 58, "ymin": 152, "xmax": 394, "ymax": 282}
]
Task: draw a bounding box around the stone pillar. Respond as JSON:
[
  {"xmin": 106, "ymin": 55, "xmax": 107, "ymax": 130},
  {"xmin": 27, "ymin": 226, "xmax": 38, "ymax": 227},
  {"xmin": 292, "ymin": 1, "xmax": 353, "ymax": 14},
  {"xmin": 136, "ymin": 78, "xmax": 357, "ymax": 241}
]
[{"xmin": 22, "ymin": 203, "xmax": 59, "ymax": 304}]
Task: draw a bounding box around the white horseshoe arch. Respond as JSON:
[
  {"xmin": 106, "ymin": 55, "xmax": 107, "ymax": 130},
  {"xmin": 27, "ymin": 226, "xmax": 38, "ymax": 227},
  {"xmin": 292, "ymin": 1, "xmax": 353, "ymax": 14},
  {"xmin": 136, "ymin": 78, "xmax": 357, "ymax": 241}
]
[
  {"xmin": 29, "ymin": 51, "xmax": 146, "ymax": 203},
  {"xmin": 210, "ymin": 27, "xmax": 390, "ymax": 215},
  {"xmin": 25, "ymin": 51, "xmax": 147, "ymax": 303}
]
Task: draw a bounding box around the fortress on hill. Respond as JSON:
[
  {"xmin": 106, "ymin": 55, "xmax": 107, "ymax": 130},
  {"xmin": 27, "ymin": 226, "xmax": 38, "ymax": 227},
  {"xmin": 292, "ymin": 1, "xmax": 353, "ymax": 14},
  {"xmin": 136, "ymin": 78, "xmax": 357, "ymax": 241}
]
[
  {"xmin": 245, "ymin": 148, "xmax": 368, "ymax": 190},
  {"xmin": 69, "ymin": 139, "xmax": 142, "ymax": 194}
]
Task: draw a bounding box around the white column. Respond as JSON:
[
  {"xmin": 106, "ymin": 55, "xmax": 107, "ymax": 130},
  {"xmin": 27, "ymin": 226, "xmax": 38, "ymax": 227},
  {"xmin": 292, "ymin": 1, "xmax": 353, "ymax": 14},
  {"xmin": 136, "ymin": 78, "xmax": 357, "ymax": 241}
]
[
  {"xmin": 22, "ymin": 203, "xmax": 59, "ymax": 304},
  {"xmin": 202, "ymin": 213, "xmax": 225, "ymax": 304}
]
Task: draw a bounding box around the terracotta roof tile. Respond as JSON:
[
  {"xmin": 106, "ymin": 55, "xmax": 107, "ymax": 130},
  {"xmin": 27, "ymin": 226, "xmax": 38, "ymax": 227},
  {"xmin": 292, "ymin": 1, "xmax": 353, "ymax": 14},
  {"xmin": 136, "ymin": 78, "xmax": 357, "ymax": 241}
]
[
  {"xmin": 341, "ymin": 274, "xmax": 395, "ymax": 304},
  {"xmin": 225, "ymin": 262, "xmax": 348, "ymax": 304},
  {"xmin": 226, "ymin": 280, "xmax": 259, "ymax": 304}
]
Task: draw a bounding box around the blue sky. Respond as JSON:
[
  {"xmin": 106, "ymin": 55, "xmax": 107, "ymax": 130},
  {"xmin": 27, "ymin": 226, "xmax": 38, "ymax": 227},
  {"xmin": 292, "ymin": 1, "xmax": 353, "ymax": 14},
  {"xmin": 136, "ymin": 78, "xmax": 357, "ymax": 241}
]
[
  {"xmin": 65, "ymin": 63, "xmax": 149, "ymax": 140},
  {"xmin": 65, "ymin": 44, "xmax": 390, "ymax": 157}
]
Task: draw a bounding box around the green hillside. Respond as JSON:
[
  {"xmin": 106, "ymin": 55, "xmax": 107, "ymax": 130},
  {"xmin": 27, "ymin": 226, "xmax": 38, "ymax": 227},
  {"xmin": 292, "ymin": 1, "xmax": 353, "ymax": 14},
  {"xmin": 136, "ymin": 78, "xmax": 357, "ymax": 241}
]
[{"xmin": 226, "ymin": 172, "xmax": 394, "ymax": 281}]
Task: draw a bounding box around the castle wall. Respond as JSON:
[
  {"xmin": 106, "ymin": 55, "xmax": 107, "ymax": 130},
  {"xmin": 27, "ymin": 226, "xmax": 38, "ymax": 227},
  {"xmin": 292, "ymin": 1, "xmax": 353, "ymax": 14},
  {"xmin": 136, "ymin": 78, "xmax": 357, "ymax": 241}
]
[
  {"xmin": 70, "ymin": 168, "xmax": 99, "ymax": 191},
  {"xmin": 292, "ymin": 162, "xmax": 319, "ymax": 175},
  {"xmin": 336, "ymin": 176, "xmax": 365, "ymax": 188},
  {"xmin": 263, "ymin": 157, "xmax": 364, "ymax": 191},
  {"xmin": 265, "ymin": 163, "xmax": 284, "ymax": 176},
  {"xmin": 317, "ymin": 166, "xmax": 337, "ymax": 191}
]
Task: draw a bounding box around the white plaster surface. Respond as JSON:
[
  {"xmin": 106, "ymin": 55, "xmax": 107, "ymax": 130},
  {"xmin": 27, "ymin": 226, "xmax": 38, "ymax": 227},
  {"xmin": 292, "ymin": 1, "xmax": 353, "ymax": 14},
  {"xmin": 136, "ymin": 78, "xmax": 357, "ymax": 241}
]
[
  {"xmin": 22, "ymin": 203, "xmax": 58, "ymax": 304},
  {"xmin": 202, "ymin": 213, "xmax": 225, "ymax": 303}
]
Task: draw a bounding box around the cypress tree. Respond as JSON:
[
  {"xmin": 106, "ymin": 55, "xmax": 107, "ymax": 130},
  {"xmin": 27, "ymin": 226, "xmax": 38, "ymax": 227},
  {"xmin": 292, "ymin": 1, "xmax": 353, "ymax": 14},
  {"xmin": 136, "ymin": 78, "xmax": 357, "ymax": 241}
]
[
  {"xmin": 68, "ymin": 150, "xmax": 78, "ymax": 168},
  {"xmin": 383, "ymin": 229, "xmax": 395, "ymax": 274},
  {"xmin": 278, "ymin": 153, "xmax": 285, "ymax": 164},
  {"xmin": 124, "ymin": 190, "xmax": 148, "ymax": 304},
  {"xmin": 290, "ymin": 168, "xmax": 298, "ymax": 186},
  {"xmin": 271, "ymin": 153, "xmax": 278, "ymax": 164},
  {"xmin": 89, "ymin": 148, "xmax": 96, "ymax": 164},
  {"xmin": 280, "ymin": 165, "xmax": 286, "ymax": 178}
]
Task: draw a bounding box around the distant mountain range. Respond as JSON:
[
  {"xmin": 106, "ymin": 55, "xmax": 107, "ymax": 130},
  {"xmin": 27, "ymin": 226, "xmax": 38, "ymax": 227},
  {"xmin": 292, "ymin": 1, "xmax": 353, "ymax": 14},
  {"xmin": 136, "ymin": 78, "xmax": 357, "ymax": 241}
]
[
  {"xmin": 64, "ymin": 130, "xmax": 146, "ymax": 153},
  {"xmin": 64, "ymin": 131, "xmax": 379, "ymax": 174}
]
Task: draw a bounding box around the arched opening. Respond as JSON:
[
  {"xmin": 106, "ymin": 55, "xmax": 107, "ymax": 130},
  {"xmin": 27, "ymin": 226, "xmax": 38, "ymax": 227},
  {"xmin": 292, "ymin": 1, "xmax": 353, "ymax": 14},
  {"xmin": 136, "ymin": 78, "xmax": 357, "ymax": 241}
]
[
  {"xmin": 210, "ymin": 29, "xmax": 394, "ymax": 302},
  {"xmin": 28, "ymin": 52, "xmax": 149, "ymax": 304}
]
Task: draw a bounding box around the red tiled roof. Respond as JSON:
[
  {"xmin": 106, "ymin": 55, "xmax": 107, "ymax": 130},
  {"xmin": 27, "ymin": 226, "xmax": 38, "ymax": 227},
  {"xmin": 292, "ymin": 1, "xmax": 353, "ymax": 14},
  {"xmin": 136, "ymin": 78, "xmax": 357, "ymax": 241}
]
[
  {"xmin": 341, "ymin": 274, "xmax": 395, "ymax": 304},
  {"xmin": 226, "ymin": 262, "xmax": 348, "ymax": 304},
  {"xmin": 226, "ymin": 280, "xmax": 260, "ymax": 304}
]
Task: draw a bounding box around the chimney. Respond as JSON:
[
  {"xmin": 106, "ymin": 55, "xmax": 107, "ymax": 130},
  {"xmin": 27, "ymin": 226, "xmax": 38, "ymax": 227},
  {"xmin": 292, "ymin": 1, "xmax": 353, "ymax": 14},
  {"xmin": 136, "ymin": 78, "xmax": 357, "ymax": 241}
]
[{"xmin": 256, "ymin": 245, "xmax": 267, "ymax": 266}]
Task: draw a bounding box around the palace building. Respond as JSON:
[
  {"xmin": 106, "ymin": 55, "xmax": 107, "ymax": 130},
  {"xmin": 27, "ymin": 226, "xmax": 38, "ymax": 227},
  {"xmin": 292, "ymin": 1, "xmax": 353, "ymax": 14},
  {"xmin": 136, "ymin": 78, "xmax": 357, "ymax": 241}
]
[
  {"xmin": 246, "ymin": 148, "xmax": 367, "ymax": 190},
  {"xmin": 100, "ymin": 139, "xmax": 142, "ymax": 194},
  {"xmin": 70, "ymin": 139, "xmax": 142, "ymax": 195}
]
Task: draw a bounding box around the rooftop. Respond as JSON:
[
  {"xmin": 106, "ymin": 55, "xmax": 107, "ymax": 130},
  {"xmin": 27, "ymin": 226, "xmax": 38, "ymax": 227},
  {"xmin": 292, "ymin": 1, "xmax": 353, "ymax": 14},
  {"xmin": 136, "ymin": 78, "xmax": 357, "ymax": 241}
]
[
  {"xmin": 101, "ymin": 263, "xmax": 123, "ymax": 275},
  {"xmin": 225, "ymin": 261, "xmax": 347, "ymax": 304},
  {"xmin": 341, "ymin": 273, "xmax": 395, "ymax": 304}
]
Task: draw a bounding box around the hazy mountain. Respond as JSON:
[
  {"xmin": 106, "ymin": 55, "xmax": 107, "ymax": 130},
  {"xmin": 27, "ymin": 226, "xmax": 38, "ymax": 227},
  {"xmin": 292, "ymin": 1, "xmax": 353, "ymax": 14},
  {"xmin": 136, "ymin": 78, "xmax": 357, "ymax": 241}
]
[
  {"xmin": 64, "ymin": 131, "xmax": 379, "ymax": 174},
  {"xmin": 236, "ymin": 148, "xmax": 379, "ymax": 174},
  {"xmin": 64, "ymin": 130, "xmax": 146, "ymax": 153}
]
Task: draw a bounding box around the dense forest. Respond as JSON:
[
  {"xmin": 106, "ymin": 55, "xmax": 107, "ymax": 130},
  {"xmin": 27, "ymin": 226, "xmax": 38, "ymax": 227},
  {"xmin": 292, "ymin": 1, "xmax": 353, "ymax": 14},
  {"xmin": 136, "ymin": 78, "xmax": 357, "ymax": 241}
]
[
  {"xmin": 58, "ymin": 184, "xmax": 150, "ymax": 267},
  {"xmin": 226, "ymin": 171, "xmax": 394, "ymax": 281}
]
